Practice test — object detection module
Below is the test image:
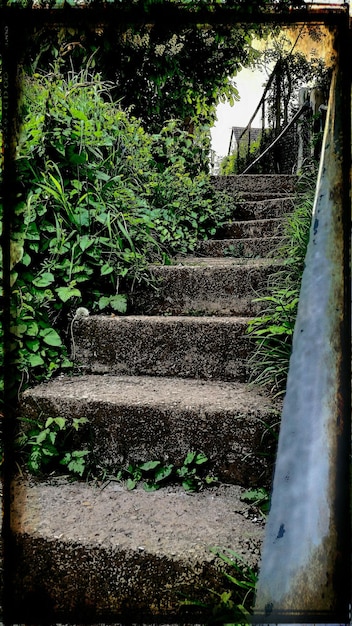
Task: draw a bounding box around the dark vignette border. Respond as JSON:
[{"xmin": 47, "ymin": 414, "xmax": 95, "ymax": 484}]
[{"xmin": 0, "ymin": 3, "xmax": 350, "ymax": 624}]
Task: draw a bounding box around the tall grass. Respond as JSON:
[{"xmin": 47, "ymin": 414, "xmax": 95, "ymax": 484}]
[{"xmin": 247, "ymin": 167, "xmax": 317, "ymax": 395}]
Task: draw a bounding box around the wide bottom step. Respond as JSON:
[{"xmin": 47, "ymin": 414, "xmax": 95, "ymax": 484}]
[{"xmin": 11, "ymin": 477, "xmax": 264, "ymax": 622}]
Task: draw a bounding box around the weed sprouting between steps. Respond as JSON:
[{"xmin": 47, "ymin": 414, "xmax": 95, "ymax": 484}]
[
  {"xmin": 181, "ymin": 547, "xmax": 258, "ymax": 624},
  {"xmin": 15, "ymin": 420, "xmax": 219, "ymax": 493}
]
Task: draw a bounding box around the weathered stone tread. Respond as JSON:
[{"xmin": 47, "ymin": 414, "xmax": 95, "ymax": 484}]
[
  {"xmin": 217, "ymin": 217, "xmax": 284, "ymax": 239},
  {"xmin": 20, "ymin": 374, "xmax": 280, "ymax": 484},
  {"xmin": 131, "ymin": 259, "xmax": 283, "ymax": 316},
  {"xmin": 196, "ymin": 237, "xmax": 283, "ymax": 258},
  {"xmin": 212, "ymin": 173, "xmax": 297, "ymax": 196},
  {"xmin": 22, "ymin": 373, "xmax": 273, "ymax": 411},
  {"xmin": 73, "ymin": 315, "xmax": 253, "ymax": 381},
  {"xmin": 11, "ymin": 476, "xmax": 264, "ymax": 622}
]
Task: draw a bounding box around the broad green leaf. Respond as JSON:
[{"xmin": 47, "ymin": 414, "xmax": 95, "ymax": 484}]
[
  {"xmin": 95, "ymin": 170, "xmax": 110, "ymax": 182},
  {"xmin": 71, "ymin": 450, "xmax": 89, "ymax": 458},
  {"xmin": 67, "ymin": 459, "xmax": 86, "ymax": 477},
  {"xmin": 98, "ymin": 294, "xmax": 127, "ymax": 313},
  {"xmin": 45, "ymin": 417, "xmax": 66, "ymax": 430},
  {"xmin": 184, "ymin": 451, "xmax": 196, "ymax": 465},
  {"xmin": 36, "ymin": 429, "xmax": 49, "ymax": 444},
  {"xmin": 25, "ymin": 339, "xmax": 40, "ymax": 352},
  {"xmin": 241, "ymin": 488, "xmax": 268, "ymax": 502},
  {"xmin": 27, "ymin": 353, "xmax": 45, "ymax": 367},
  {"xmin": 72, "ymin": 417, "xmax": 88, "ymax": 431},
  {"xmin": 98, "ymin": 296, "xmax": 111, "ymax": 310},
  {"xmin": 40, "ymin": 328, "xmax": 62, "ymax": 347},
  {"xmin": 56, "ymin": 286, "xmax": 81, "ymax": 302},
  {"xmin": 126, "ymin": 478, "xmax": 136, "ymax": 491},
  {"xmin": 139, "ymin": 460, "xmax": 160, "ymax": 472},
  {"xmin": 155, "ymin": 464, "xmax": 173, "ymax": 483},
  {"xmin": 26, "ymin": 321, "xmax": 39, "ymax": 337},
  {"xmin": 100, "ymin": 263, "xmax": 114, "ymax": 276},
  {"xmin": 182, "ymin": 479, "xmax": 196, "ymax": 492},
  {"xmin": 48, "ymin": 431, "xmax": 57, "ymax": 445},
  {"xmin": 79, "ymin": 235, "xmax": 94, "ymax": 251},
  {"xmin": 110, "ymin": 295, "xmax": 127, "ymax": 313},
  {"xmin": 60, "ymin": 453, "xmax": 71, "ymax": 466},
  {"xmin": 21, "ymin": 252, "xmax": 31, "ymax": 267},
  {"xmin": 70, "ymin": 108, "xmax": 88, "ymax": 122},
  {"xmin": 143, "ymin": 483, "xmax": 159, "ymax": 492},
  {"xmin": 195, "ymin": 452, "xmax": 208, "ymax": 465},
  {"xmin": 68, "ymin": 151, "xmax": 87, "ymax": 165},
  {"xmin": 33, "ymin": 272, "xmax": 55, "ymax": 287},
  {"xmin": 11, "ymin": 323, "xmax": 27, "ymax": 337}
]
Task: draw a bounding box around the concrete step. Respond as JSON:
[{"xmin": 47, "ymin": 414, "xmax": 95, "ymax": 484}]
[
  {"xmin": 130, "ymin": 257, "xmax": 282, "ymax": 316},
  {"xmin": 235, "ymin": 197, "xmax": 294, "ymax": 220},
  {"xmin": 19, "ymin": 374, "xmax": 280, "ymax": 486},
  {"xmin": 218, "ymin": 218, "xmax": 284, "ymax": 239},
  {"xmin": 212, "ymin": 174, "xmax": 297, "ymax": 198},
  {"xmin": 196, "ymin": 237, "xmax": 283, "ymax": 259},
  {"xmin": 73, "ymin": 315, "xmax": 252, "ymax": 382},
  {"xmin": 11, "ymin": 476, "xmax": 265, "ymax": 623}
]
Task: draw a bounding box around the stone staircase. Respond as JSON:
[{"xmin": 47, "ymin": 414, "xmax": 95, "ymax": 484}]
[{"xmin": 11, "ymin": 174, "xmax": 296, "ymax": 623}]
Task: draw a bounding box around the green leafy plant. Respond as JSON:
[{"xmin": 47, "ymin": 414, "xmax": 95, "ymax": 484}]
[
  {"xmin": 247, "ymin": 287, "xmax": 299, "ymax": 393},
  {"xmin": 113, "ymin": 451, "xmax": 217, "ymax": 493},
  {"xmin": 210, "ymin": 548, "xmax": 258, "ymax": 623},
  {"xmin": 8, "ymin": 66, "xmax": 236, "ymax": 392},
  {"xmin": 240, "ymin": 487, "xmax": 270, "ymax": 516},
  {"xmin": 175, "ymin": 450, "xmax": 215, "ymax": 492},
  {"xmin": 247, "ymin": 168, "xmax": 314, "ymax": 394},
  {"xmin": 223, "ymin": 243, "xmax": 245, "ymax": 258},
  {"xmin": 181, "ymin": 548, "xmax": 258, "ymax": 624},
  {"xmin": 16, "ymin": 415, "xmax": 90, "ymax": 476}
]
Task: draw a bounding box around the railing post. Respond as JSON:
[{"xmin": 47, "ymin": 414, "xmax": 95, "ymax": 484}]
[{"xmin": 252, "ymin": 38, "xmax": 350, "ymax": 624}]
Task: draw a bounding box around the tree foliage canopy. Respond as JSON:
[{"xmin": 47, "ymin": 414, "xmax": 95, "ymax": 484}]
[{"xmin": 22, "ymin": 1, "xmax": 308, "ymax": 131}]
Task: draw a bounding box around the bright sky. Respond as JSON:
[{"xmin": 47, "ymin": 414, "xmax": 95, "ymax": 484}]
[{"xmin": 211, "ymin": 66, "xmax": 268, "ymax": 159}]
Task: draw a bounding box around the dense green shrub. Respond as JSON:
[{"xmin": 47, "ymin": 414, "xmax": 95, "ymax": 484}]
[{"xmin": 9, "ymin": 67, "xmax": 236, "ymax": 389}]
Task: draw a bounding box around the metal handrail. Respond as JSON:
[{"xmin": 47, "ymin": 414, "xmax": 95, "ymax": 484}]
[
  {"xmin": 240, "ymin": 100, "xmax": 309, "ymax": 174},
  {"xmin": 252, "ymin": 52, "xmax": 350, "ymax": 624},
  {"xmin": 230, "ymin": 40, "xmax": 307, "ymax": 174},
  {"xmin": 228, "ymin": 61, "xmax": 279, "ymax": 155}
]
